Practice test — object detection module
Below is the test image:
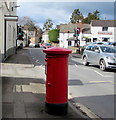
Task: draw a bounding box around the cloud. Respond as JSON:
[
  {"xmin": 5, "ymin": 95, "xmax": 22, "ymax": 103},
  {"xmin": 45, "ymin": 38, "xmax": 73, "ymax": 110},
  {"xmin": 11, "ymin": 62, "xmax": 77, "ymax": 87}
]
[
  {"xmin": 17, "ymin": 2, "xmax": 115, "ymax": 28},
  {"xmin": 17, "ymin": 0, "xmax": 115, "ymax": 2},
  {"xmin": 17, "ymin": 2, "xmax": 71, "ymax": 28}
]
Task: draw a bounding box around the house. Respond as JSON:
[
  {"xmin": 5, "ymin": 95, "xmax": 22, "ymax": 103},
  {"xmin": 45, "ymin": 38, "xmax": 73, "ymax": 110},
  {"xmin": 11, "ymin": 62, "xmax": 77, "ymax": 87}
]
[
  {"xmin": 59, "ymin": 23, "xmax": 78, "ymax": 48},
  {"xmin": 91, "ymin": 20, "xmax": 115, "ymax": 42},
  {"xmin": 59, "ymin": 22, "xmax": 91, "ymax": 48},
  {"xmin": 59, "ymin": 20, "xmax": 115, "ymax": 48},
  {"xmin": 0, "ymin": 0, "xmax": 18, "ymax": 62},
  {"xmin": 22, "ymin": 25, "xmax": 42, "ymax": 47},
  {"xmin": 81, "ymin": 24, "xmax": 91, "ymax": 45},
  {"xmin": 42, "ymin": 30, "xmax": 49, "ymax": 44}
]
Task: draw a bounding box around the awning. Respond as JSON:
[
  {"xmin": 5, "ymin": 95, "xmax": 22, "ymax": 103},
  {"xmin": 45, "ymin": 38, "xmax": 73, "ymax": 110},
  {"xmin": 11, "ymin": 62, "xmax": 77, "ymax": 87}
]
[
  {"xmin": 4, "ymin": 15, "xmax": 18, "ymax": 21},
  {"xmin": 67, "ymin": 37, "xmax": 76, "ymax": 41}
]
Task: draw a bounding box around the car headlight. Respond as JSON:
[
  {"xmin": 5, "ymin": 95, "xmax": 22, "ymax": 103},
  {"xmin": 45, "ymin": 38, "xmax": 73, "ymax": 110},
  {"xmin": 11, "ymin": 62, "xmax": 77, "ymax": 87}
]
[{"xmin": 106, "ymin": 57, "xmax": 115, "ymax": 61}]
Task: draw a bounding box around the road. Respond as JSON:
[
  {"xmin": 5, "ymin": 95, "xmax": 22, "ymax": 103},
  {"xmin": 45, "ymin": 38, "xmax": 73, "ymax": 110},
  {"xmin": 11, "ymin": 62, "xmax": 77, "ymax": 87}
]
[{"xmin": 28, "ymin": 47, "xmax": 115, "ymax": 119}]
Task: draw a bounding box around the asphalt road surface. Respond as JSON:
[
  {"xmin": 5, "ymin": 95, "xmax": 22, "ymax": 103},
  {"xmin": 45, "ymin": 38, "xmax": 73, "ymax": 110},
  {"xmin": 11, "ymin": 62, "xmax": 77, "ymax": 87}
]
[{"xmin": 28, "ymin": 48, "xmax": 115, "ymax": 119}]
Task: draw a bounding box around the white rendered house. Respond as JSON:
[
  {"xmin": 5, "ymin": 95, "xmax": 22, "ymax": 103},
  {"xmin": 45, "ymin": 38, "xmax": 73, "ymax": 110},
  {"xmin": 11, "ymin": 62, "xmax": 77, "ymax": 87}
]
[{"xmin": 91, "ymin": 20, "xmax": 115, "ymax": 42}]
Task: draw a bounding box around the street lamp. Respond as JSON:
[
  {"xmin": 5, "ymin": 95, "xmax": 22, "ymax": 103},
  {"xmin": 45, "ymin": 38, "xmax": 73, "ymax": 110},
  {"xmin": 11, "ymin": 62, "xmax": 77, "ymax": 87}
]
[{"xmin": 12, "ymin": 5, "xmax": 20, "ymax": 11}]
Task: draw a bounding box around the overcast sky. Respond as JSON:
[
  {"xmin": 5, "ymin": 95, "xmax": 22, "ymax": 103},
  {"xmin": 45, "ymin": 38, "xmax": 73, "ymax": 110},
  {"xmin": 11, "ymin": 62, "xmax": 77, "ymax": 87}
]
[{"xmin": 17, "ymin": 1, "xmax": 115, "ymax": 29}]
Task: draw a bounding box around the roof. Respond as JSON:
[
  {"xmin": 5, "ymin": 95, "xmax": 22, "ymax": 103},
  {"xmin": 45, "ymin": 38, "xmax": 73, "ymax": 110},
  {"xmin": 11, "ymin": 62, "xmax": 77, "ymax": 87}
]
[
  {"xmin": 60, "ymin": 23, "xmax": 78, "ymax": 33},
  {"xmin": 91, "ymin": 20, "xmax": 116, "ymax": 27},
  {"xmin": 82, "ymin": 24, "xmax": 91, "ymax": 34},
  {"xmin": 67, "ymin": 37, "xmax": 76, "ymax": 41},
  {"xmin": 22, "ymin": 25, "xmax": 29, "ymax": 30},
  {"xmin": 59, "ymin": 23, "xmax": 91, "ymax": 34}
]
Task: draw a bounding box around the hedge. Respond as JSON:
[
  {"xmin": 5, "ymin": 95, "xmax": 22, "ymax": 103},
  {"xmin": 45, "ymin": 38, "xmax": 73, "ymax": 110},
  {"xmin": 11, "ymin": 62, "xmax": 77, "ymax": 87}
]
[{"xmin": 48, "ymin": 29, "xmax": 60, "ymax": 43}]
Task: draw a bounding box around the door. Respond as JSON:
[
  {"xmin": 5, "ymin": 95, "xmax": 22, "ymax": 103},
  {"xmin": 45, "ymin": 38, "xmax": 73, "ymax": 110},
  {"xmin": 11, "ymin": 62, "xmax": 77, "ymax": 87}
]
[{"xmin": 91, "ymin": 46, "xmax": 100, "ymax": 65}]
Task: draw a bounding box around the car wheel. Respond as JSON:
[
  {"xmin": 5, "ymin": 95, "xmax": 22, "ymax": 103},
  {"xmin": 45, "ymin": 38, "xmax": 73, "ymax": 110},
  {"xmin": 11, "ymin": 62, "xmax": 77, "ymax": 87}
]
[
  {"xmin": 83, "ymin": 56, "xmax": 89, "ymax": 66},
  {"xmin": 99, "ymin": 59, "xmax": 106, "ymax": 71}
]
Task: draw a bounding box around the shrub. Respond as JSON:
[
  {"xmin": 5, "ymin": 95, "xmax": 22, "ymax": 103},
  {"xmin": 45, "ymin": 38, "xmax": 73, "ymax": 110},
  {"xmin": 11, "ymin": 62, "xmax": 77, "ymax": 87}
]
[{"xmin": 48, "ymin": 29, "xmax": 60, "ymax": 43}]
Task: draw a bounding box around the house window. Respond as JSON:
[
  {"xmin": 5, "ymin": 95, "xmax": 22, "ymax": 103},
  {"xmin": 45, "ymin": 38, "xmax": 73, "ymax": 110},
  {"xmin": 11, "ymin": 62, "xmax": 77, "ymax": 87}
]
[
  {"xmin": 102, "ymin": 27, "xmax": 108, "ymax": 31},
  {"xmin": 102, "ymin": 38, "xmax": 109, "ymax": 42},
  {"xmin": 68, "ymin": 41, "xmax": 71, "ymax": 46},
  {"xmin": 93, "ymin": 38, "xmax": 97, "ymax": 42},
  {"xmin": 86, "ymin": 38, "xmax": 91, "ymax": 42}
]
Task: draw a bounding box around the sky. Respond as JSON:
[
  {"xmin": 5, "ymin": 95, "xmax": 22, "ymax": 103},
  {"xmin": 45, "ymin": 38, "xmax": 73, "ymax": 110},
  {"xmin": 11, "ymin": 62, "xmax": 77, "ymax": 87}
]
[{"xmin": 17, "ymin": 0, "xmax": 115, "ymax": 29}]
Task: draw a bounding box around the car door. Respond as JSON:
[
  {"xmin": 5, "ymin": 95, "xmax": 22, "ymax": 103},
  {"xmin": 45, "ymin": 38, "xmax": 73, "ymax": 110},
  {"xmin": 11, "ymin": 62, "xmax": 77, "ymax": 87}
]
[
  {"xmin": 91, "ymin": 46, "xmax": 100, "ymax": 65},
  {"xmin": 85, "ymin": 45, "xmax": 94, "ymax": 62}
]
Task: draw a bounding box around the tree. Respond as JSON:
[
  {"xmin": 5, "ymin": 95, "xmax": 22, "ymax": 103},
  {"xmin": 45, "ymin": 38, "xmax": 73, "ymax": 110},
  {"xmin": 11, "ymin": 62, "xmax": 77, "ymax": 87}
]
[
  {"xmin": 43, "ymin": 19, "xmax": 53, "ymax": 31},
  {"xmin": 82, "ymin": 10, "xmax": 100, "ymax": 24},
  {"xmin": 70, "ymin": 9, "xmax": 84, "ymax": 23},
  {"xmin": 48, "ymin": 29, "xmax": 60, "ymax": 43},
  {"xmin": 18, "ymin": 16, "xmax": 39, "ymax": 31}
]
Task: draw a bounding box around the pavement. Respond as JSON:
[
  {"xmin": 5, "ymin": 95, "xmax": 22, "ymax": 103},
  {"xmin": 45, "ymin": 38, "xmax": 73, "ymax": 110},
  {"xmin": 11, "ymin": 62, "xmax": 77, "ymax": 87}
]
[
  {"xmin": 1, "ymin": 48, "xmax": 90, "ymax": 119},
  {"xmin": 71, "ymin": 53, "xmax": 82, "ymax": 58}
]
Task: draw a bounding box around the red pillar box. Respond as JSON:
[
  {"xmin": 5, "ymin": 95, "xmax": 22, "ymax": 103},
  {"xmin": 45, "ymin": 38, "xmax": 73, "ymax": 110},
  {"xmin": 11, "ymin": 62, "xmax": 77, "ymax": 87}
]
[{"xmin": 43, "ymin": 47, "xmax": 72, "ymax": 115}]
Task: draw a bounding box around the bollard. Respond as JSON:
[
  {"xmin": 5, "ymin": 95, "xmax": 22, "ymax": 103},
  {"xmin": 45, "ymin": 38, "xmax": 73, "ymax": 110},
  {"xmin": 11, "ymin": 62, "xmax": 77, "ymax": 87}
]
[{"xmin": 43, "ymin": 47, "xmax": 72, "ymax": 115}]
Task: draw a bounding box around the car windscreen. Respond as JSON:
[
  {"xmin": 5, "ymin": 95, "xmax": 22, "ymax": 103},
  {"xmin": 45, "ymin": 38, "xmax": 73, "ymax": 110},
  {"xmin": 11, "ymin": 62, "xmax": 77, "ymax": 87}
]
[{"xmin": 100, "ymin": 46, "xmax": 116, "ymax": 53}]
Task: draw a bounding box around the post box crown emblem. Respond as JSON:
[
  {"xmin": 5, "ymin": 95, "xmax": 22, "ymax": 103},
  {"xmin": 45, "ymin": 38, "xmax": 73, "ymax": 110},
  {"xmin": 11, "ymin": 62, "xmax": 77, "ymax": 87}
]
[{"xmin": 43, "ymin": 47, "xmax": 72, "ymax": 55}]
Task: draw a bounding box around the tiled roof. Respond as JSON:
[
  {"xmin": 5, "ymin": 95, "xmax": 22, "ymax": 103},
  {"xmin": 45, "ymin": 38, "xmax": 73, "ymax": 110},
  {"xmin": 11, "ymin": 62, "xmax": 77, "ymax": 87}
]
[
  {"xmin": 59, "ymin": 23, "xmax": 91, "ymax": 34},
  {"xmin": 60, "ymin": 23, "xmax": 78, "ymax": 33},
  {"xmin": 82, "ymin": 24, "xmax": 91, "ymax": 34},
  {"xmin": 22, "ymin": 25, "xmax": 29, "ymax": 30},
  {"xmin": 91, "ymin": 20, "xmax": 116, "ymax": 27}
]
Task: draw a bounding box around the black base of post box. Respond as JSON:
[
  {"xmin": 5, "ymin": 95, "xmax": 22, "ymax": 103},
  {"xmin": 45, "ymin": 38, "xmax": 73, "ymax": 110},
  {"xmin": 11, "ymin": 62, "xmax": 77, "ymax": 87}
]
[{"xmin": 45, "ymin": 102, "xmax": 68, "ymax": 115}]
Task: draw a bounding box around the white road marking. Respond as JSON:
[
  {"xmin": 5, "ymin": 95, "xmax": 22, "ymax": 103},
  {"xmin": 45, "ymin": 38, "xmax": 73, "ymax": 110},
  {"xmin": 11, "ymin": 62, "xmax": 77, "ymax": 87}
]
[
  {"xmin": 95, "ymin": 70, "xmax": 112, "ymax": 77},
  {"xmin": 94, "ymin": 70, "xmax": 103, "ymax": 76},
  {"xmin": 89, "ymin": 81, "xmax": 112, "ymax": 83},
  {"xmin": 75, "ymin": 65, "xmax": 112, "ymax": 77},
  {"xmin": 75, "ymin": 64, "xmax": 78, "ymax": 67},
  {"xmin": 83, "ymin": 67, "xmax": 93, "ymax": 71}
]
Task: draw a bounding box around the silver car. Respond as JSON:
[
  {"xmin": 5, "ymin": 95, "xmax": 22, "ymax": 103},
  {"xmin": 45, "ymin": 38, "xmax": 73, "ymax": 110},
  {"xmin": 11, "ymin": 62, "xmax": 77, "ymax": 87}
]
[{"xmin": 82, "ymin": 44, "xmax": 116, "ymax": 71}]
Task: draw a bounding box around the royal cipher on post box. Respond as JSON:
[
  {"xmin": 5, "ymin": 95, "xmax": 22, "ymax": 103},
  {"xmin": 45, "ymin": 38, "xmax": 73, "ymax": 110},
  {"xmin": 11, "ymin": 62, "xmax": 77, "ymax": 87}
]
[{"xmin": 43, "ymin": 47, "xmax": 72, "ymax": 115}]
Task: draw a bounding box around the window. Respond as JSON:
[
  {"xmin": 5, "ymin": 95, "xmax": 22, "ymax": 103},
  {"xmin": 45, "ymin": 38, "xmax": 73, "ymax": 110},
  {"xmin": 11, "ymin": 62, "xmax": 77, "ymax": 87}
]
[
  {"xmin": 86, "ymin": 38, "xmax": 91, "ymax": 42},
  {"xmin": 100, "ymin": 46, "xmax": 116, "ymax": 53},
  {"xmin": 68, "ymin": 41, "xmax": 71, "ymax": 46},
  {"xmin": 86, "ymin": 46, "xmax": 94, "ymax": 51},
  {"xmin": 93, "ymin": 38, "xmax": 97, "ymax": 42},
  {"xmin": 102, "ymin": 27, "xmax": 108, "ymax": 31},
  {"xmin": 91, "ymin": 46, "xmax": 99, "ymax": 51},
  {"xmin": 102, "ymin": 38, "xmax": 109, "ymax": 42}
]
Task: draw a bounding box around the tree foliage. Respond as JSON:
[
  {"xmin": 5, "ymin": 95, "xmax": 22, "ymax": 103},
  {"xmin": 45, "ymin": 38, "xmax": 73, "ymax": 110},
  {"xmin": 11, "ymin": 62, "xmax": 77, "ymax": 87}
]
[
  {"xmin": 48, "ymin": 29, "xmax": 60, "ymax": 43},
  {"xmin": 82, "ymin": 10, "xmax": 100, "ymax": 24},
  {"xmin": 43, "ymin": 19, "xmax": 53, "ymax": 31},
  {"xmin": 70, "ymin": 9, "xmax": 84, "ymax": 23},
  {"xmin": 70, "ymin": 9, "xmax": 100, "ymax": 24},
  {"xmin": 18, "ymin": 16, "xmax": 40, "ymax": 31}
]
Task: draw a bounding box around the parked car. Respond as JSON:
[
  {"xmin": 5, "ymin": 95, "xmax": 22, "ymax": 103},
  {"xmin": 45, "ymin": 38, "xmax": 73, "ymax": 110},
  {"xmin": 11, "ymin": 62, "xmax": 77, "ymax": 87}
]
[
  {"xmin": 108, "ymin": 42, "xmax": 116, "ymax": 46},
  {"xmin": 81, "ymin": 42, "xmax": 109, "ymax": 51},
  {"xmin": 43, "ymin": 43, "xmax": 52, "ymax": 49},
  {"xmin": 82, "ymin": 44, "xmax": 116, "ymax": 71},
  {"xmin": 35, "ymin": 43, "xmax": 40, "ymax": 48}
]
